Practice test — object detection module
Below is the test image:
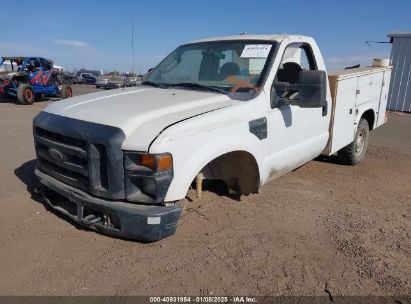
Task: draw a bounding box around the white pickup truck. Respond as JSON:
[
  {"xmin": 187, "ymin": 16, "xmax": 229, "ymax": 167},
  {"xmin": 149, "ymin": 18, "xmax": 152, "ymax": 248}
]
[{"xmin": 33, "ymin": 34, "xmax": 391, "ymax": 241}]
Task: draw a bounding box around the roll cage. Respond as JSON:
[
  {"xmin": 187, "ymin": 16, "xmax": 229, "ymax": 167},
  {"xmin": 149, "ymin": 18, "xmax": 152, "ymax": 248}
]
[{"xmin": 0, "ymin": 57, "xmax": 54, "ymax": 72}]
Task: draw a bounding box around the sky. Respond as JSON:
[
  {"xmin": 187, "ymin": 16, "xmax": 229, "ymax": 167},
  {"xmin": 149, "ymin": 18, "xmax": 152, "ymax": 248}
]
[{"xmin": 0, "ymin": 0, "xmax": 410, "ymax": 73}]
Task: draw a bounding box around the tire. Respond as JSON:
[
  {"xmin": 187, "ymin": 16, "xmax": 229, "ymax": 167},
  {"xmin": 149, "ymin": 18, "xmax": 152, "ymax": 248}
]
[
  {"xmin": 60, "ymin": 85, "xmax": 73, "ymax": 99},
  {"xmin": 337, "ymin": 118, "xmax": 370, "ymax": 165},
  {"xmin": 16, "ymin": 84, "xmax": 35, "ymax": 105}
]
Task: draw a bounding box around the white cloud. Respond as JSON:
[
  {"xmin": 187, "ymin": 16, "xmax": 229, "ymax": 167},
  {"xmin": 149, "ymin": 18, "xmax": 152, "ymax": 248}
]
[{"xmin": 53, "ymin": 39, "xmax": 90, "ymax": 49}]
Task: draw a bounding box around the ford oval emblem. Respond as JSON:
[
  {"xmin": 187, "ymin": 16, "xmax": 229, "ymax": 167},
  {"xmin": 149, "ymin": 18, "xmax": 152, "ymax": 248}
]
[{"xmin": 48, "ymin": 148, "xmax": 65, "ymax": 162}]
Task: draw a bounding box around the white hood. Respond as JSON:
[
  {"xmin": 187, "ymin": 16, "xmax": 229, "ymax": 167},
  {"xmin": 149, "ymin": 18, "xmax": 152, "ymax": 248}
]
[{"xmin": 43, "ymin": 86, "xmax": 238, "ymax": 150}]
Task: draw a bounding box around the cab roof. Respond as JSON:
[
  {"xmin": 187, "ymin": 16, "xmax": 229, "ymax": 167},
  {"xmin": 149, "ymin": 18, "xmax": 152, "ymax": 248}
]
[{"xmin": 191, "ymin": 34, "xmax": 312, "ymax": 43}]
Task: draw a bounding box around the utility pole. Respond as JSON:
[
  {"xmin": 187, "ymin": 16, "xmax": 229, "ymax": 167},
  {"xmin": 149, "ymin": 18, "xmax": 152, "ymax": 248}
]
[{"xmin": 131, "ymin": 16, "xmax": 135, "ymax": 75}]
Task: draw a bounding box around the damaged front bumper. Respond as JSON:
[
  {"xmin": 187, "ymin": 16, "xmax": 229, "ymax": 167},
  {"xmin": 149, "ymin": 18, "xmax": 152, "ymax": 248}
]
[{"xmin": 35, "ymin": 169, "xmax": 182, "ymax": 242}]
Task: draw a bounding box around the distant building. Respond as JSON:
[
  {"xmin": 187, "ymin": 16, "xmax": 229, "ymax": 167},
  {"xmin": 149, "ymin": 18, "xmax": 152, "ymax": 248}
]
[{"xmin": 387, "ymin": 33, "xmax": 411, "ymax": 112}]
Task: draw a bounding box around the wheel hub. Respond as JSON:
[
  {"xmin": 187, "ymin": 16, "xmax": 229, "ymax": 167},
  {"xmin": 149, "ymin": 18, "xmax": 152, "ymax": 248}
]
[
  {"xmin": 355, "ymin": 129, "xmax": 366, "ymax": 156},
  {"xmin": 25, "ymin": 89, "xmax": 33, "ymax": 100}
]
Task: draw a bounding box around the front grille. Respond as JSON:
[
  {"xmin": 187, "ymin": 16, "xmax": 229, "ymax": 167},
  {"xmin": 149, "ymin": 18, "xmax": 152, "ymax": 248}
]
[
  {"xmin": 35, "ymin": 127, "xmax": 90, "ymax": 192},
  {"xmin": 33, "ymin": 112, "xmax": 126, "ymax": 199}
]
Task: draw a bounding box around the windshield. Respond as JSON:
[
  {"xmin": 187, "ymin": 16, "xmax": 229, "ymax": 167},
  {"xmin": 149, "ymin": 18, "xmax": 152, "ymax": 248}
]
[{"xmin": 144, "ymin": 40, "xmax": 276, "ymax": 94}]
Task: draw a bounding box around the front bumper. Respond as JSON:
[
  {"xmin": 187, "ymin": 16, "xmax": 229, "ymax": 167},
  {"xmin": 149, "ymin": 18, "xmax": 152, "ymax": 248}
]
[{"xmin": 35, "ymin": 169, "xmax": 182, "ymax": 241}]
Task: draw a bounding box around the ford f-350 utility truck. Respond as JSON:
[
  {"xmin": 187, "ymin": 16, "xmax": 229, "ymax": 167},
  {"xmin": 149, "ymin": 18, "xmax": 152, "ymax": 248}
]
[{"xmin": 33, "ymin": 35, "xmax": 391, "ymax": 241}]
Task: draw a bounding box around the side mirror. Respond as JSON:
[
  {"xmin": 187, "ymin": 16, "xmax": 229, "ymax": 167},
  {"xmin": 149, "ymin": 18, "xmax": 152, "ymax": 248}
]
[
  {"xmin": 271, "ymin": 70, "xmax": 327, "ymax": 108},
  {"xmin": 293, "ymin": 70, "xmax": 327, "ymax": 107},
  {"xmin": 270, "ymin": 83, "xmax": 291, "ymax": 108}
]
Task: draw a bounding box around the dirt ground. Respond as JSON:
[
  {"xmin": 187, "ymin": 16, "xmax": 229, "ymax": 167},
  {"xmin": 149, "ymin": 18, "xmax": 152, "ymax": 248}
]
[{"xmin": 0, "ymin": 85, "xmax": 410, "ymax": 296}]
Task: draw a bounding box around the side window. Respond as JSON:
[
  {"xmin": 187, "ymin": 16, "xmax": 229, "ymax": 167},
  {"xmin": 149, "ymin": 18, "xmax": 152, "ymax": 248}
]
[
  {"xmin": 33, "ymin": 58, "xmax": 41, "ymax": 68},
  {"xmin": 40, "ymin": 59, "xmax": 51, "ymax": 70},
  {"xmin": 271, "ymin": 43, "xmax": 319, "ymax": 108},
  {"xmin": 218, "ymin": 50, "xmax": 233, "ymax": 69},
  {"xmin": 27, "ymin": 58, "xmax": 41, "ymax": 72},
  {"xmin": 276, "ymin": 43, "xmax": 317, "ymax": 84}
]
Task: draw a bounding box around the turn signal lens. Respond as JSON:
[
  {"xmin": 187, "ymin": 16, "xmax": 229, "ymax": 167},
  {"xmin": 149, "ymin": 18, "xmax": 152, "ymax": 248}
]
[
  {"xmin": 127, "ymin": 152, "xmax": 173, "ymax": 172},
  {"xmin": 157, "ymin": 154, "xmax": 173, "ymax": 171},
  {"xmin": 141, "ymin": 154, "xmax": 156, "ymax": 170}
]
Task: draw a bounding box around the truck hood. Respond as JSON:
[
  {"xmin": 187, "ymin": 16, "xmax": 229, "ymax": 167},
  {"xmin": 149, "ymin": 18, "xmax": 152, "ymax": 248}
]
[{"xmin": 43, "ymin": 86, "xmax": 239, "ymax": 150}]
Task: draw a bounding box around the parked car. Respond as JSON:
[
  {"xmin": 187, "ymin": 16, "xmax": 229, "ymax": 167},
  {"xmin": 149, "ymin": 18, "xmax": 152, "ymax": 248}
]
[
  {"xmin": 57, "ymin": 71, "xmax": 78, "ymax": 85},
  {"xmin": 65, "ymin": 72, "xmax": 80, "ymax": 84},
  {"xmin": 0, "ymin": 56, "xmax": 72, "ymax": 105},
  {"xmin": 32, "ymin": 34, "xmax": 391, "ymax": 241},
  {"xmin": 78, "ymin": 73, "xmax": 97, "ymax": 85},
  {"xmin": 106, "ymin": 76, "xmax": 126, "ymax": 89},
  {"xmin": 95, "ymin": 76, "xmax": 110, "ymax": 88},
  {"xmin": 125, "ymin": 76, "xmax": 141, "ymax": 87}
]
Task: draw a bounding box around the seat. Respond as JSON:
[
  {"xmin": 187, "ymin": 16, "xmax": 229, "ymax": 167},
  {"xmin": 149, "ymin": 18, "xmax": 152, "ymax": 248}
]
[
  {"xmin": 276, "ymin": 62, "xmax": 303, "ymax": 100},
  {"xmin": 218, "ymin": 62, "xmax": 240, "ymax": 80},
  {"xmin": 277, "ymin": 62, "xmax": 302, "ymax": 84}
]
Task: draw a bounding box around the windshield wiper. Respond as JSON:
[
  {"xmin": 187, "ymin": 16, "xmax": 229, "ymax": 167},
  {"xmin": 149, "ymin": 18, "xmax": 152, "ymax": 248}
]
[
  {"xmin": 170, "ymin": 82, "xmax": 226, "ymax": 94},
  {"xmin": 141, "ymin": 81, "xmax": 168, "ymax": 89}
]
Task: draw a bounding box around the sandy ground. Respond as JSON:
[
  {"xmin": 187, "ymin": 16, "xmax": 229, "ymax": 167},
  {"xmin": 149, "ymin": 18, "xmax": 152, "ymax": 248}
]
[{"xmin": 0, "ymin": 85, "xmax": 410, "ymax": 296}]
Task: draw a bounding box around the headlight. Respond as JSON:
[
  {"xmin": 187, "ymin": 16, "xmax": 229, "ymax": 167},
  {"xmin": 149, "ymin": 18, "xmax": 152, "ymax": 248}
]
[{"xmin": 124, "ymin": 152, "xmax": 173, "ymax": 203}]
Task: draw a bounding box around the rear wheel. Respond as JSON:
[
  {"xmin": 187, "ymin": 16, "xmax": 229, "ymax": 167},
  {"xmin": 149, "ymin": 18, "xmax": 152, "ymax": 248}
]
[
  {"xmin": 16, "ymin": 84, "xmax": 35, "ymax": 105},
  {"xmin": 337, "ymin": 118, "xmax": 370, "ymax": 165},
  {"xmin": 60, "ymin": 85, "xmax": 73, "ymax": 99}
]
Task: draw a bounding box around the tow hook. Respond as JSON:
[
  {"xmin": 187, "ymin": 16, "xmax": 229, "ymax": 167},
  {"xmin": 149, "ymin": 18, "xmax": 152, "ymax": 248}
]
[{"xmin": 82, "ymin": 214, "xmax": 102, "ymax": 226}]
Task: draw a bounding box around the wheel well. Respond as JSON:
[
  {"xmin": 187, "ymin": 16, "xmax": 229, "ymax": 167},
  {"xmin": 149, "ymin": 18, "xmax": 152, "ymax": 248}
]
[
  {"xmin": 198, "ymin": 151, "xmax": 260, "ymax": 196},
  {"xmin": 361, "ymin": 109, "xmax": 375, "ymax": 130}
]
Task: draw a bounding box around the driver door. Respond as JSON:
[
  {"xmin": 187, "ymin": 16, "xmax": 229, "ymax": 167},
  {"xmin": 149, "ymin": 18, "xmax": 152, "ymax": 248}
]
[{"xmin": 266, "ymin": 43, "xmax": 329, "ymax": 177}]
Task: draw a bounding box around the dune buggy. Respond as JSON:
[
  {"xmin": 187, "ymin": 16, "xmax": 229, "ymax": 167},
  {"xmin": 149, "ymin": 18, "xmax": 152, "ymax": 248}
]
[{"xmin": 0, "ymin": 56, "xmax": 72, "ymax": 105}]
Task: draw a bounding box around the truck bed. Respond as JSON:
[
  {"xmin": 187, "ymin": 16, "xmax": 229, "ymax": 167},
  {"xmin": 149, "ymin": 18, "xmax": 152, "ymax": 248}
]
[{"xmin": 324, "ymin": 66, "xmax": 392, "ymax": 155}]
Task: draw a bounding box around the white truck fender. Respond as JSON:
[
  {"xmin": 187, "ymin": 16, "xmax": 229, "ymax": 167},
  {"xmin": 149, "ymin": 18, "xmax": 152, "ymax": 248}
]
[
  {"xmin": 150, "ymin": 122, "xmax": 267, "ymax": 202},
  {"xmin": 355, "ymin": 105, "xmax": 377, "ymax": 130}
]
